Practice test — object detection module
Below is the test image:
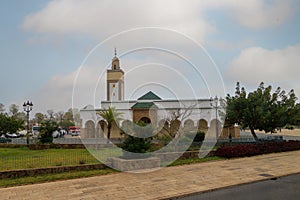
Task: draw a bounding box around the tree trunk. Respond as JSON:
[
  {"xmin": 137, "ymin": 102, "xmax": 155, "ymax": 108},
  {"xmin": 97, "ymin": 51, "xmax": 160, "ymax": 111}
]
[
  {"xmin": 107, "ymin": 124, "xmax": 111, "ymax": 143},
  {"xmin": 250, "ymin": 127, "xmax": 259, "ymax": 142}
]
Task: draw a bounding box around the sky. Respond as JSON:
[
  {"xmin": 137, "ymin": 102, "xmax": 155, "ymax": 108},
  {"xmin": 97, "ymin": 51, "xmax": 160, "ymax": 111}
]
[{"xmin": 0, "ymin": 0, "xmax": 300, "ymax": 115}]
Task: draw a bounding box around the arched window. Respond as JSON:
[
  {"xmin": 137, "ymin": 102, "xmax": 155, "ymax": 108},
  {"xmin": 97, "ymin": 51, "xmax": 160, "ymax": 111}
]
[{"xmin": 139, "ymin": 117, "xmax": 151, "ymax": 124}]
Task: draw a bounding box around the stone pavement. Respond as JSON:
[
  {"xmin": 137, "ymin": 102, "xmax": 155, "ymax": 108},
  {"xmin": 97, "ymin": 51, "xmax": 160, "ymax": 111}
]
[{"xmin": 1, "ymin": 150, "xmax": 300, "ymax": 200}]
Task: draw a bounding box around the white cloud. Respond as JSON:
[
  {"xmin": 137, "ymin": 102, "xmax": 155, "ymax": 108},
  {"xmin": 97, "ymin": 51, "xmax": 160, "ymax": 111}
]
[
  {"xmin": 23, "ymin": 0, "xmax": 214, "ymax": 44},
  {"xmin": 23, "ymin": 0, "xmax": 295, "ymax": 44},
  {"xmin": 226, "ymin": 44, "xmax": 300, "ymax": 95},
  {"xmin": 31, "ymin": 66, "xmax": 101, "ymax": 113},
  {"xmin": 31, "ymin": 47, "xmax": 225, "ymax": 113},
  {"xmin": 20, "ymin": 0, "xmax": 298, "ymax": 112},
  {"xmin": 206, "ymin": 0, "xmax": 294, "ymax": 29}
]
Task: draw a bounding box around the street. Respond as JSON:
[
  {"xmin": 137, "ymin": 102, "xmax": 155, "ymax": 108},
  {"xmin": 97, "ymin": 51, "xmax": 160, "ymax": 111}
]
[{"xmin": 179, "ymin": 173, "xmax": 300, "ymax": 200}]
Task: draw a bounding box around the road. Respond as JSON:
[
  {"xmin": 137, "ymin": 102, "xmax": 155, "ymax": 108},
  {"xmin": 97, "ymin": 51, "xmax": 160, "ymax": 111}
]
[{"xmin": 178, "ymin": 173, "xmax": 300, "ymax": 200}]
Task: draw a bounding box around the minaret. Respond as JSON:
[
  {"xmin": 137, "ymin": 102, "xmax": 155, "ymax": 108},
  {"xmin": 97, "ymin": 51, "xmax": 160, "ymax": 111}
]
[{"xmin": 106, "ymin": 48, "xmax": 124, "ymax": 101}]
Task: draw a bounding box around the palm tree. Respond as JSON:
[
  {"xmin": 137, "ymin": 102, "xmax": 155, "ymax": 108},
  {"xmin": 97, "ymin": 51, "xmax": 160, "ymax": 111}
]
[{"xmin": 98, "ymin": 107, "xmax": 123, "ymax": 140}]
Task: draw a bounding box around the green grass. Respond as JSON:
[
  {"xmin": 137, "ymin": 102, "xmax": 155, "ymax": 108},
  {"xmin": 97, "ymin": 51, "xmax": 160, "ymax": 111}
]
[
  {"xmin": 0, "ymin": 147, "xmax": 224, "ymax": 188},
  {"xmin": 0, "ymin": 156, "xmax": 224, "ymax": 188},
  {"xmin": 0, "ymin": 168, "xmax": 117, "ymax": 188},
  {"xmin": 0, "ymin": 147, "xmax": 122, "ymax": 171},
  {"xmin": 168, "ymin": 156, "xmax": 224, "ymax": 166}
]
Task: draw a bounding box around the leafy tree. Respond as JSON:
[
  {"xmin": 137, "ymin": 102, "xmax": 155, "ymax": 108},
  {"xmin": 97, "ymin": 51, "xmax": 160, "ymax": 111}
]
[
  {"xmin": 226, "ymin": 82, "xmax": 298, "ymax": 141},
  {"xmin": 47, "ymin": 109, "xmax": 54, "ymax": 120},
  {"xmin": 0, "ymin": 113, "xmax": 24, "ymax": 136},
  {"xmin": 58, "ymin": 120, "xmax": 75, "ymax": 130},
  {"xmin": 72, "ymin": 108, "xmax": 81, "ymax": 125},
  {"xmin": 9, "ymin": 104, "xmax": 19, "ymax": 117},
  {"xmin": 98, "ymin": 107, "xmax": 123, "ymax": 139},
  {"xmin": 289, "ymin": 103, "xmax": 300, "ymax": 126},
  {"xmin": 57, "ymin": 111, "xmax": 64, "ymax": 122},
  {"xmin": 38, "ymin": 120, "xmax": 58, "ymax": 143},
  {"xmin": 14, "ymin": 112, "xmax": 27, "ymax": 121},
  {"xmin": 63, "ymin": 109, "xmax": 74, "ymax": 121},
  {"xmin": 0, "ymin": 103, "xmax": 5, "ymax": 113},
  {"xmin": 34, "ymin": 113, "xmax": 45, "ymax": 124}
]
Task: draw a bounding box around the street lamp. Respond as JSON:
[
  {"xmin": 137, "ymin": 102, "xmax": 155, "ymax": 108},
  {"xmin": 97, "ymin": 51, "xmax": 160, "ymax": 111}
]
[
  {"xmin": 23, "ymin": 100, "xmax": 33, "ymax": 145},
  {"xmin": 210, "ymin": 96, "xmax": 219, "ymax": 139}
]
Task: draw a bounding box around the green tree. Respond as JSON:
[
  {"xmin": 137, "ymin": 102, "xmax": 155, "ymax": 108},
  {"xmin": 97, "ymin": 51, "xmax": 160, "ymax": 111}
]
[
  {"xmin": 15, "ymin": 112, "xmax": 27, "ymax": 121},
  {"xmin": 9, "ymin": 104, "xmax": 19, "ymax": 118},
  {"xmin": 289, "ymin": 103, "xmax": 300, "ymax": 126},
  {"xmin": 34, "ymin": 113, "xmax": 45, "ymax": 124},
  {"xmin": 98, "ymin": 107, "xmax": 122, "ymax": 139},
  {"xmin": 47, "ymin": 109, "xmax": 54, "ymax": 120},
  {"xmin": 0, "ymin": 113, "xmax": 24, "ymax": 136},
  {"xmin": 58, "ymin": 120, "xmax": 75, "ymax": 130},
  {"xmin": 38, "ymin": 120, "xmax": 58, "ymax": 143},
  {"xmin": 63, "ymin": 109, "xmax": 74, "ymax": 122},
  {"xmin": 57, "ymin": 111, "xmax": 64, "ymax": 123},
  {"xmin": 0, "ymin": 103, "xmax": 5, "ymax": 113},
  {"xmin": 226, "ymin": 82, "xmax": 298, "ymax": 141},
  {"xmin": 72, "ymin": 108, "xmax": 81, "ymax": 125}
]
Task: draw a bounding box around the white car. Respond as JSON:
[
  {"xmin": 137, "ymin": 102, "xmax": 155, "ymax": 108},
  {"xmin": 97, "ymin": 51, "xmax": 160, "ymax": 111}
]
[
  {"xmin": 52, "ymin": 130, "xmax": 60, "ymax": 138},
  {"xmin": 5, "ymin": 133, "xmax": 19, "ymax": 138},
  {"xmin": 71, "ymin": 131, "xmax": 80, "ymax": 136}
]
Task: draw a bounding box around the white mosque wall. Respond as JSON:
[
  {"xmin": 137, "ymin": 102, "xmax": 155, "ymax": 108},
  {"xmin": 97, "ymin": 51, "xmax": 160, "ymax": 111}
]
[{"xmin": 80, "ymin": 99, "xmax": 220, "ymax": 129}]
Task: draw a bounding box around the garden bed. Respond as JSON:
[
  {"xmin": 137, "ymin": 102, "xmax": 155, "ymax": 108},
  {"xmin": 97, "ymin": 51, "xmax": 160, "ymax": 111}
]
[{"xmin": 215, "ymin": 140, "xmax": 300, "ymax": 158}]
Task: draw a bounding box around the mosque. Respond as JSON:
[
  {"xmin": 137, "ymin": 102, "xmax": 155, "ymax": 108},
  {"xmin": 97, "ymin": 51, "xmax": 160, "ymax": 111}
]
[{"xmin": 79, "ymin": 51, "xmax": 239, "ymax": 139}]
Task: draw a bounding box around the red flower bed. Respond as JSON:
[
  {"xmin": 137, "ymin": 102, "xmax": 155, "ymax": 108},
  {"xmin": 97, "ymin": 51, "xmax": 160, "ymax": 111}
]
[{"xmin": 215, "ymin": 141, "xmax": 300, "ymax": 158}]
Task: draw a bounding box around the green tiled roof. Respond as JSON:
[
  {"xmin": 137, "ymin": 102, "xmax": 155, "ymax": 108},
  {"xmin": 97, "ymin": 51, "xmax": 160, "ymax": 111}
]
[
  {"xmin": 137, "ymin": 91, "xmax": 161, "ymax": 100},
  {"xmin": 131, "ymin": 102, "xmax": 158, "ymax": 109}
]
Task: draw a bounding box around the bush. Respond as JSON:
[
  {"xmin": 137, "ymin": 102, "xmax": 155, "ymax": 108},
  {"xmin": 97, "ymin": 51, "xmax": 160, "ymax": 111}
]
[
  {"xmin": 215, "ymin": 141, "xmax": 300, "ymax": 158},
  {"xmin": 186, "ymin": 131, "xmax": 205, "ymax": 142},
  {"xmin": 120, "ymin": 121, "xmax": 153, "ymax": 158},
  {"xmin": 285, "ymin": 125, "xmax": 294, "ymax": 130},
  {"xmin": 39, "ymin": 138, "xmax": 53, "ymax": 144},
  {"xmin": 121, "ymin": 135, "xmax": 151, "ymax": 155},
  {"xmin": 38, "ymin": 120, "xmax": 58, "ymax": 144}
]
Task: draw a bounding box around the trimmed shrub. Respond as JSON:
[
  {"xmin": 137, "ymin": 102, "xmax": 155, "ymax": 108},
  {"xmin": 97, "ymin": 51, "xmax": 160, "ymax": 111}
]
[
  {"xmin": 121, "ymin": 135, "xmax": 151, "ymax": 154},
  {"xmin": 215, "ymin": 141, "xmax": 300, "ymax": 158}
]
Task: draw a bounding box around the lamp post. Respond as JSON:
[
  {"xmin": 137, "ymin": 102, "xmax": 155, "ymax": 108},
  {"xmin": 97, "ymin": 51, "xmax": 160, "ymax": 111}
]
[
  {"xmin": 210, "ymin": 96, "xmax": 219, "ymax": 139},
  {"xmin": 23, "ymin": 100, "xmax": 33, "ymax": 145}
]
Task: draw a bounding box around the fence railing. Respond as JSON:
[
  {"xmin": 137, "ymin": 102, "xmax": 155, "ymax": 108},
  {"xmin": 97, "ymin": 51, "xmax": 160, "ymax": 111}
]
[
  {"xmin": 0, "ymin": 151, "xmax": 100, "ymax": 171},
  {"xmin": 9, "ymin": 138, "xmax": 123, "ymax": 145}
]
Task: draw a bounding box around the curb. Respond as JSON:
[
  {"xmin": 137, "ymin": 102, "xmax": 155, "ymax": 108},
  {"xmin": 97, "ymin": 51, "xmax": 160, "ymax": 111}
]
[{"xmin": 161, "ymin": 172, "xmax": 300, "ymax": 200}]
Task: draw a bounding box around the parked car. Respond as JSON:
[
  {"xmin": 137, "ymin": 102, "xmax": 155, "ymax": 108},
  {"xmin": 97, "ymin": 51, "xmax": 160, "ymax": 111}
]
[
  {"xmin": 71, "ymin": 131, "xmax": 80, "ymax": 136},
  {"xmin": 0, "ymin": 137, "xmax": 12, "ymax": 143},
  {"xmin": 18, "ymin": 130, "xmax": 27, "ymax": 136},
  {"xmin": 52, "ymin": 130, "xmax": 60, "ymax": 138},
  {"xmin": 5, "ymin": 133, "xmax": 20, "ymax": 138}
]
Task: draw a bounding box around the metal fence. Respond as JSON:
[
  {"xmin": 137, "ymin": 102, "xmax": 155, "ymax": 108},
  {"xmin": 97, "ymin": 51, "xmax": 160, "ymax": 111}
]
[
  {"xmin": 0, "ymin": 151, "xmax": 100, "ymax": 171},
  {"xmin": 9, "ymin": 138, "xmax": 124, "ymax": 145}
]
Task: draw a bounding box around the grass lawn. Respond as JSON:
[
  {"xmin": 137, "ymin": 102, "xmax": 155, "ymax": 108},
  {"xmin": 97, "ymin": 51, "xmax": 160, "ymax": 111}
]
[
  {"xmin": 0, "ymin": 147, "xmax": 122, "ymax": 171},
  {"xmin": 0, "ymin": 156, "xmax": 224, "ymax": 188},
  {"xmin": 0, "ymin": 168, "xmax": 117, "ymax": 188},
  {"xmin": 169, "ymin": 156, "xmax": 223, "ymax": 166}
]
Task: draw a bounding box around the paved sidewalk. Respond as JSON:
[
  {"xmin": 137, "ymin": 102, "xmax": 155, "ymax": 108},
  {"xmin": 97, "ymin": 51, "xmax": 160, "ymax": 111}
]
[{"xmin": 1, "ymin": 151, "xmax": 300, "ymax": 200}]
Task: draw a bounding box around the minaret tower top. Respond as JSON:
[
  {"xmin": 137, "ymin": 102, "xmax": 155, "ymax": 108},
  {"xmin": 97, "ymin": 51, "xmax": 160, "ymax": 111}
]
[
  {"xmin": 112, "ymin": 48, "xmax": 120, "ymax": 71},
  {"xmin": 106, "ymin": 48, "xmax": 124, "ymax": 101}
]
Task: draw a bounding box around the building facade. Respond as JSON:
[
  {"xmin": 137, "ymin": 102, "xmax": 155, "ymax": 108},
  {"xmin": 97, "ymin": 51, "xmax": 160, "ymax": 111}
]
[{"xmin": 80, "ymin": 52, "xmax": 238, "ymax": 139}]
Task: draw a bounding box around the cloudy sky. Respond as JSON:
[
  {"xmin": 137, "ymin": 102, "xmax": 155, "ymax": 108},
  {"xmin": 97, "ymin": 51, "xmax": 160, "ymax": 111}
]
[{"xmin": 1, "ymin": 0, "xmax": 299, "ymax": 114}]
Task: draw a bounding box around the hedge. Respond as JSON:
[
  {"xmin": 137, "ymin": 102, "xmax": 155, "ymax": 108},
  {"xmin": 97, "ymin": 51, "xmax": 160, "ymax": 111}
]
[{"xmin": 215, "ymin": 141, "xmax": 300, "ymax": 158}]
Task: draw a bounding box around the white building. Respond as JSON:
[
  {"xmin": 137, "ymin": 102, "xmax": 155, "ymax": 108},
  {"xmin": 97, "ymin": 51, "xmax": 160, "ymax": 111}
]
[{"xmin": 80, "ymin": 52, "xmax": 225, "ymax": 139}]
